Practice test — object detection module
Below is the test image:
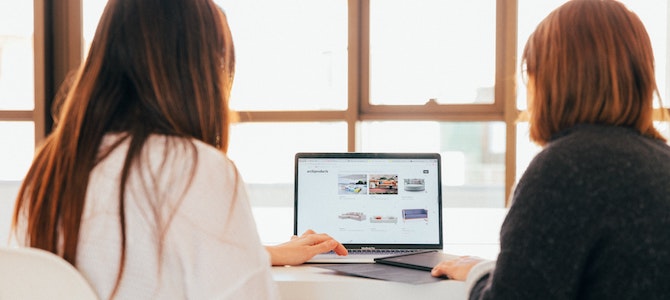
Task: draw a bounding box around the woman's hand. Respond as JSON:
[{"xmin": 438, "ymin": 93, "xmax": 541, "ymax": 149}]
[
  {"xmin": 431, "ymin": 256, "xmax": 483, "ymax": 280},
  {"xmin": 266, "ymin": 229, "xmax": 348, "ymax": 266}
]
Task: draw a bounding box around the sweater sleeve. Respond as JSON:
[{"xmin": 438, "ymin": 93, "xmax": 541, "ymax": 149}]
[{"xmin": 466, "ymin": 260, "xmax": 496, "ymax": 298}]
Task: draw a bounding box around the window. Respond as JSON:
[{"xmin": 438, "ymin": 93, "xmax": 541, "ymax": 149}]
[
  {"xmin": 0, "ymin": 1, "xmax": 34, "ymax": 180},
  {"xmin": 26, "ymin": 0, "xmax": 670, "ymax": 208}
]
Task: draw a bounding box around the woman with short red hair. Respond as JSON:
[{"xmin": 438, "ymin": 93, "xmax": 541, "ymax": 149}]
[{"xmin": 432, "ymin": 1, "xmax": 670, "ymax": 298}]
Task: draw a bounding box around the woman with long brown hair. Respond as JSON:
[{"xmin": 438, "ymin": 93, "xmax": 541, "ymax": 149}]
[
  {"xmin": 12, "ymin": 0, "xmax": 345, "ymax": 298},
  {"xmin": 432, "ymin": 0, "xmax": 670, "ymax": 298}
]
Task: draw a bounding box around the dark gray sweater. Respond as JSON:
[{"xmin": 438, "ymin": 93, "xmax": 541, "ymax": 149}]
[{"xmin": 472, "ymin": 124, "xmax": 670, "ymax": 299}]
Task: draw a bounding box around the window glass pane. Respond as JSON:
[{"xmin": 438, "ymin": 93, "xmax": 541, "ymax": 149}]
[
  {"xmin": 227, "ymin": 122, "xmax": 347, "ymax": 206},
  {"xmin": 516, "ymin": 0, "xmax": 563, "ymax": 111},
  {"xmin": 83, "ymin": 0, "xmax": 108, "ymax": 58},
  {"xmin": 622, "ymin": 1, "xmax": 668, "ymax": 108},
  {"xmin": 655, "ymin": 121, "xmax": 670, "ymax": 141},
  {"xmin": 517, "ymin": 0, "xmax": 669, "ymax": 109},
  {"xmin": 369, "ymin": 0, "xmax": 496, "ymax": 105},
  {"xmin": 0, "ymin": 1, "xmax": 34, "ymax": 110},
  {"xmin": 219, "ymin": 0, "xmax": 348, "ymax": 111},
  {"xmin": 85, "ymin": 0, "xmax": 348, "ymax": 110},
  {"xmin": 360, "ymin": 121, "xmax": 505, "ymax": 207},
  {"xmin": 0, "ymin": 122, "xmax": 34, "ymax": 180}
]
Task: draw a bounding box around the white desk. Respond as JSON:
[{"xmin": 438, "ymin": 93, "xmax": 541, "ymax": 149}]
[
  {"xmin": 256, "ymin": 207, "xmax": 507, "ymax": 300},
  {"xmin": 272, "ymin": 264, "xmax": 466, "ymax": 300}
]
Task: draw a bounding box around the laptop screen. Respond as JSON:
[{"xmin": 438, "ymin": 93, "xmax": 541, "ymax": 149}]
[{"xmin": 294, "ymin": 153, "xmax": 443, "ymax": 249}]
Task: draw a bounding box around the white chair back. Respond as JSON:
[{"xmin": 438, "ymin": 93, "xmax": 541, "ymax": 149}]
[{"xmin": 0, "ymin": 247, "xmax": 99, "ymax": 300}]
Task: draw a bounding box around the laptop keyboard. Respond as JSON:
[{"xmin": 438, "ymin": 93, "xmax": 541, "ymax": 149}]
[{"xmin": 346, "ymin": 249, "xmax": 421, "ymax": 255}]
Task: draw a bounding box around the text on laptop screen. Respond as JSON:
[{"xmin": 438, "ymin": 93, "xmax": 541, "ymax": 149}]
[{"xmin": 295, "ymin": 154, "xmax": 442, "ymax": 246}]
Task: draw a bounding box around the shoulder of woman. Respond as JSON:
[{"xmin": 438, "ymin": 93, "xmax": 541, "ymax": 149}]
[
  {"xmin": 144, "ymin": 135, "xmax": 237, "ymax": 172},
  {"xmin": 189, "ymin": 138, "xmax": 239, "ymax": 176},
  {"xmin": 137, "ymin": 135, "xmax": 243, "ymax": 199}
]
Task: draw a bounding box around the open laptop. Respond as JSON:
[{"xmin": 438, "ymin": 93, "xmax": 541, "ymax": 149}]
[{"xmin": 294, "ymin": 152, "xmax": 443, "ymax": 263}]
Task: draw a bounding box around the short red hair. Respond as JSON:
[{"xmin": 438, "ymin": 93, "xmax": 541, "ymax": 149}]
[{"xmin": 522, "ymin": 0, "xmax": 664, "ymax": 146}]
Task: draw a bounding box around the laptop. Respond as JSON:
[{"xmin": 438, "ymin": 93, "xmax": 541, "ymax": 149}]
[{"xmin": 294, "ymin": 152, "xmax": 443, "ymax": 263}]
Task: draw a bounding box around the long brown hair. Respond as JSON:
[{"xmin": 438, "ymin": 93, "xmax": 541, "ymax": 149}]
[
  {"xmin": 13, "ymin": 0, "xmax": 235, "ymax": 295},
  {"xmin": 522, "ymin": 0, "xmax": 664, "ymax": 146}
]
